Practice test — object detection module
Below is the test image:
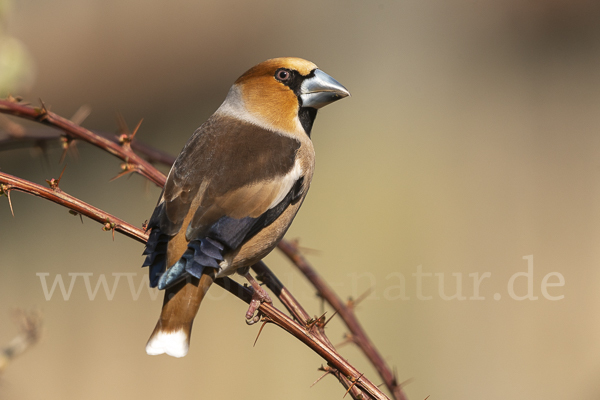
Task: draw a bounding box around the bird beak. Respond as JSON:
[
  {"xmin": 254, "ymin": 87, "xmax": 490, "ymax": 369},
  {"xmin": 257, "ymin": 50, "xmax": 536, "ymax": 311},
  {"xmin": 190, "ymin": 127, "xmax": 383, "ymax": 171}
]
[{"xmin": 300, "ymin": 69, "xmax": 350, "ymax": 109}]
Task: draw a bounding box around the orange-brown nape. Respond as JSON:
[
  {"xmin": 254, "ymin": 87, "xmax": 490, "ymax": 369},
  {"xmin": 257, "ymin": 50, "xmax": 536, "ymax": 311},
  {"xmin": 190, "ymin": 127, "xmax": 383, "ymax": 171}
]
[{"xmin": 234, "ymin": 57, "xmax": 318, "ymax": 135}]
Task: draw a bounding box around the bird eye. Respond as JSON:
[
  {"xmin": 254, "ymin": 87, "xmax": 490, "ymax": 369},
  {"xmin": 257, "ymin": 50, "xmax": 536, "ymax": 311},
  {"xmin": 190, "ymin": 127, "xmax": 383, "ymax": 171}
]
[{"xmin": 275, "ymin": 69, "xmax": 291, "ymax": 81}]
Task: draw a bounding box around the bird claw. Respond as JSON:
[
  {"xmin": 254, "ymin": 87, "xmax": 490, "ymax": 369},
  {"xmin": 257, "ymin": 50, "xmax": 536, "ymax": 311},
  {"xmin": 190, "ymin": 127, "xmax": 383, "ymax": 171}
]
[
  {"xmin": 245, "ymin": 310, "xmax": 261, "ymax": 325},
  {"xmin": 243, "ymin": 273, "xmax": 272, "ymax": 325}
]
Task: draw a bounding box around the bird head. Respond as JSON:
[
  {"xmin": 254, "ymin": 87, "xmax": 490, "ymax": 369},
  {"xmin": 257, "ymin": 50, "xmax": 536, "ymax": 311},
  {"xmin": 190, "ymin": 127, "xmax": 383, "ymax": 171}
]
[{"xmin": 219, "ymin": 57, "xmax": 350, "ymax": 137}]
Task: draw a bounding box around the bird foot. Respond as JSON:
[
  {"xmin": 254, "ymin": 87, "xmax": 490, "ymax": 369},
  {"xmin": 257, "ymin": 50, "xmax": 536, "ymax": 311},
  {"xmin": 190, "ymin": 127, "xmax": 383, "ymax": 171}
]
[{"xmin": 244, "ymin": 272, "xmax": 272, "ymax": 325}]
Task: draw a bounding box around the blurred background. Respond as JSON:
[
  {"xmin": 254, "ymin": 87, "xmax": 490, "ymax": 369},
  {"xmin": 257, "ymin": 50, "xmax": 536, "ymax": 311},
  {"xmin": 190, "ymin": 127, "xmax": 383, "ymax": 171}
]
[{"xmin": 1, "ymin": 0, "xmax": 600, "ymax": 399}]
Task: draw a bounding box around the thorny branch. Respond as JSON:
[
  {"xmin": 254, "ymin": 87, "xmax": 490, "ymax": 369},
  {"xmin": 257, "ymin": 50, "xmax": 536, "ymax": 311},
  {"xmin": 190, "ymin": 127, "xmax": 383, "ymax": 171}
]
[
  {"xmin": 0, "ymin": 97, "xmax": 408, "ymax": 399},
  {"xmin": 277, "ymin": 240, "xmax": 410, "ymax": 400},
  {"xmin": 0, "ymin": 172, "xmax": 387, "ymax": 400},
  {"xmin": 251, "ymin": 261, "xmax": 365, "ymax": 399},
  {"xmin": 0, "ymin": 128, "xmax": 177, "ymax": 167},
  {"xmin": 0, "ymin": 171, "xmax": 147, "ymax": 243},
  {"xmin": 0, "ymin": 98, "xmax": 165, "ymax": 187}
]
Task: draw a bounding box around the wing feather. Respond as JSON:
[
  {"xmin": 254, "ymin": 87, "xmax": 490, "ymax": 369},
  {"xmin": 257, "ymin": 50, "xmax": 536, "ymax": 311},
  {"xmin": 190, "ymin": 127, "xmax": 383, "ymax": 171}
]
[{"xmin": 159, "ymin": 114, "xmax": 301, "ymax": 237}]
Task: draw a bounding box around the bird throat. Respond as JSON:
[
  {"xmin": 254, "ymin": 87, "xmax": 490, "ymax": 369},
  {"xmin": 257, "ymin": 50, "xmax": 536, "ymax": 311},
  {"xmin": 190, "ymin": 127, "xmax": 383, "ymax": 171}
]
[{"xmin": 298, "ymin": 107, "xmax": 317, "ymax": 138}]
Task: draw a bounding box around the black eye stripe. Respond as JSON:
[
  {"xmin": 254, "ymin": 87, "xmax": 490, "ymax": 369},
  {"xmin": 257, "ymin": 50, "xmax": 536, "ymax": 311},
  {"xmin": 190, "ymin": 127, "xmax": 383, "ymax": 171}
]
[{"xmin": 274, "ymin": 68, "xmax": 315, "ymax": 97}]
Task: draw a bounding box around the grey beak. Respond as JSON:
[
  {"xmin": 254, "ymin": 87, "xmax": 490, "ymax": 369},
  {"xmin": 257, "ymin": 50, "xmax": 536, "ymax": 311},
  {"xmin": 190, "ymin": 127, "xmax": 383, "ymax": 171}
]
[{"xmin": 300, "ymin": 69, "xmax": 350, "ymax": 109}]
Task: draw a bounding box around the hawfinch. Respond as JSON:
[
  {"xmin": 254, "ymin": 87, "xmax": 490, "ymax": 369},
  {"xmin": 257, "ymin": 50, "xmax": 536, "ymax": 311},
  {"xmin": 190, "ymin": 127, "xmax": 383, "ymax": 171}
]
[{"xmin": 142, "ymin": 57, "xmax": 349, "ymax": 357}]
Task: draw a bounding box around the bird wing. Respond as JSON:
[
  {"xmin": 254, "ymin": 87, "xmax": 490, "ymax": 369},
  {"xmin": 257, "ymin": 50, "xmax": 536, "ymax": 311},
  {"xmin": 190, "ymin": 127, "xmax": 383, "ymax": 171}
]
[{"xmin": 143, "ymin": 114, "xmax": 303, "ymax": 287}]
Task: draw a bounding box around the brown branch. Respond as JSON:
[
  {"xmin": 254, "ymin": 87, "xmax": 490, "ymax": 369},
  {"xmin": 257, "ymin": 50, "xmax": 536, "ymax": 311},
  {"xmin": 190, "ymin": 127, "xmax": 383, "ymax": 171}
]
[
  {"xmin": 0, "ymin": 170, "xmax": 390, "ymax": 400},
  {"xmin": 0, "ymin": 99, "xmax": 166, "ymax": 187},
  {"xmin": 0, "ymin": 171, "xmax": 147, "ymax": 244},
  {"xmin": 0, "ymin": 128, "xmax": 177, "ymax": 167},
  {"xmin": 277, "ymin": 240, "xmax": 409, "ymax": 400},
  {"xmin": 255, "ymin": 302, "xmax": 387, "ymax": 399},
  {"xmin": 252, "ymin": 261, "xmax": 368, "ymax": 399}
]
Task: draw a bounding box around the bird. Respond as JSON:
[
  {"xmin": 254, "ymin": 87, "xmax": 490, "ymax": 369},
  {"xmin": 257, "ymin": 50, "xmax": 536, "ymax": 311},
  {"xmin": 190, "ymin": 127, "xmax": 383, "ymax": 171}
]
[{"xmin": 142, "ymin": 57, "xmax": 350, "ymax": 357}]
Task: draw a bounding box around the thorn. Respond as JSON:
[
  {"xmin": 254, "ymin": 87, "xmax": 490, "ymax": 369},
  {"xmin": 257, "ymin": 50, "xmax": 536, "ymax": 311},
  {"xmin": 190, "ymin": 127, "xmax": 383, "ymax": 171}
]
[
  {"xmin": 310, "ymin": 368, "xmax": 332, "ymax": 388},
  {"xmin": 298, "ymin": 246, "xmax": 322, "ymax": 255},
  {"xmin": 343, "ymin": 373, "xmax": 364, "ymax": 398},
  {"xmin": 316, "ymin": 311, "xmax": 327, "ymax": 327},
  {"xmin": 399, "ymin": 377, "xmax": 414, "ymax": 388},
  {"xmin": 288, "ymin": 238, "xmax": 300, "ymax": 252},
  {"xmin": 115, "ymin": 114, "xmax": 142, "ymax": 149},
  {"xmin": 130, "ymin": 118, "xmax": 143, "ymax": 140},
  {"xmin": 116, "ymin": 112, "xmax": 128, "ymax": 135},
  {"xmin": 347, "ymin": 287, "xmax": 373, "ymax": 310},
  {"xmin": 289, "ymin": 238, "xmax": 321, "ymax": 255},
  {"xmin": 424, "ymin": 396, "xmax": 430, "ymax": 400},
  {"xmin": 307, "ymin": 311, "xmax": 327, "ymax": 330},
  {"xmin": 7, "ymin": 190, "xmax": 14, "ymax": 217},
  {"xmin": 59, "ymin": 137, "xmax": 71, "ymax": 164},
  {"xmin": 334, "ymin": 333, "xmax": 354, "ymax": 349},
  {"xmin": 0, "ymin": 184, "xmax": 14, "ymax": 217},
  {"xmin": 45, "ymin": 165, "xmax": 67, "ymax": 191},
  {"xmin": 253, "ymin": 319, "xmax": 269, "ymax": 347},
  {"xmin": 58, "ymin": 164, "xmax": 67, "ymax": 184},
  {"xmin": 109, "ymin": 169, "xmax": 134, "ymax": 182},
  {"xmin": 69, "ymin": 210, "xmax": 84, "ymax": 223},
  {"xmin": 142, "ymin": 220, "xmax": 148, "ymax": 231},
  {"xmin": 36, "ymin": 99, "xmax": 50, "ymax": 121},
  {"xmin": 323, "ymin": 308, "xmax": 339, "ymax": 327},
  {"xmin": 70, "ymin": 105, "xmax": 91, "ymax": 126},
  {"xmin": 109, "ymin": 163, "xmax": 135, "ymax": 181},
  {"xmin": 59, "ymin": 136, "xmax": 79, "ymax": 164}
]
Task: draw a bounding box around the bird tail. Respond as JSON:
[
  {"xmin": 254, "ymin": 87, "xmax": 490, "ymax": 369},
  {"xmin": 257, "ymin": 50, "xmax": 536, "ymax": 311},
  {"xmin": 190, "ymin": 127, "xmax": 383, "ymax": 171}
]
[{"xmin": 145, "ymin": 271, "xmax": 215, "ymax": 357}]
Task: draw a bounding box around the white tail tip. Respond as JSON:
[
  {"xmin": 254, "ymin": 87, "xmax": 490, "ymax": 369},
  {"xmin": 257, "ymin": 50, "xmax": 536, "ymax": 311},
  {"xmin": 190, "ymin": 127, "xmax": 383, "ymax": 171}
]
[{"xmin": 146, "ymin": 329, "xmax": 189, "ymax": 358}]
